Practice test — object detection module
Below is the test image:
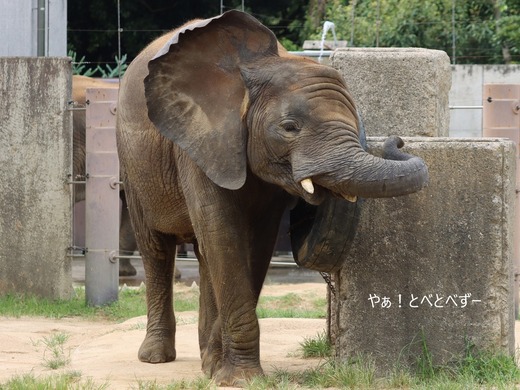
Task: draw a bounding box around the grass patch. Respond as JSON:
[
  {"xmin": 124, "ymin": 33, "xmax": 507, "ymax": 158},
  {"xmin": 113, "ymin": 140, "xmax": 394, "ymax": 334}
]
[
  {"xmin": 243, "ymin": 332, "xmax": 520, "ymax": 389},
  {"xmin": 0, "ymin": 285, "xmax": 326, "ymax": 321},
  {"xmin": 35, "ymin": 332, "xmax": 71, "ymax": 369},
  {"xmin": 257, "ymin": 292, "xmax": 326, "ymax": 319},
  {"xmin": 246, "ymin": 358, "xmax": 376, "ymax": 389},
  {"xmin": 300, "ymin": 331, "xmax": 332, "ymax": 358},
  {"xmin": 246, "ymin": 351, "xmax": 520, "ymax": 389},
  {"xmin": 173, "ymin": 285, "xmax": 200, "ymax": 312},
  {"xmin": 0, "ymin": 287, "xmax": 146, "ymax": 321},
  {"xmin": 0, "ymin": 288, "xmax": 100, "ymax": 319},
  {"xmin": 0, "ymin": 283, "xmax": 202, "ymax": 322},
  {"xmin": 1, "ymin": 372, "xmax": 108, "ymax": 390},
  {"xmin": 133, "ymin": 377, "xmax": 215, "ymax": 389}
]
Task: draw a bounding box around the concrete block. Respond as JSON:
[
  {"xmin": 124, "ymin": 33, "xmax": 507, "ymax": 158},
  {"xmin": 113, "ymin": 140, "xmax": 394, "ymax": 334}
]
[
  {"xmin": 0, "ymin": 57, "xmax": 72, "ymax": 299},
  {"xmin": 331, "ymin": 48, "xmax": 451, "ymax": 137},
  {"xmin": 331, "ymin": 138, "xmax": 516, "ymax": 372}
]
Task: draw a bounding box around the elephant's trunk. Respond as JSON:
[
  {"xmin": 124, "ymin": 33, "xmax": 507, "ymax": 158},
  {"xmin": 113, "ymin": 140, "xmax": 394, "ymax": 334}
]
[
  {"xmin": 338, "ymin": 136, "xmax": 428, "ymax": 198},
  {"xmin": 295, "ymin": 136, "xmax": 428, "ymax": 200}
]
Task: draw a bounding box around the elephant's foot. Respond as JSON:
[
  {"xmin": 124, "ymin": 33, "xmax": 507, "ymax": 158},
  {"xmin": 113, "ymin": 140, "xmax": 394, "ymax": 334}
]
[
  {"xmin": 119, "ymin": 258, "xmax": 137, "ymax": 276},
  {"xmin": 138, "ymin": 332, "xmax": 176, "ymax": 363},
  {"xmin": 213, "ymin": 364, "xmax": 264, "ymax": 387},
  {"xmin": 174, "ymin": 266, "xmax": 181, "ymax": 280},
  {"xmin": 201, "ymin": 344, "xmax": 222, "ymax": 377}
]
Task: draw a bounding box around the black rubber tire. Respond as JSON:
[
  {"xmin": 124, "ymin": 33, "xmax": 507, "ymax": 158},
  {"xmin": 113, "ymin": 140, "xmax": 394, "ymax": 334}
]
[{"xmin": 289, "ymin": 112, "xmax": 366, "ymax": 273}]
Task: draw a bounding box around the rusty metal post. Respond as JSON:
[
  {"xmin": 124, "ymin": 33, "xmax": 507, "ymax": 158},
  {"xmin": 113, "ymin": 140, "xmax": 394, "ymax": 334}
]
[
  {"xmin": 483, "ymin": 84, "xmax": 520, "ymax": 316},
  {"xmin": 85, "ymin": 87, "xmax": 120, "ymax": 306}
]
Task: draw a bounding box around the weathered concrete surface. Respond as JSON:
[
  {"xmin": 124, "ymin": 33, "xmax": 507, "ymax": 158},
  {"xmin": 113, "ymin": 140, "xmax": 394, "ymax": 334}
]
[
  {"xmin": 0, "ymin": 57, "xmax": 72, "ymax": 299},
  {"xmin": 332, "ymin": 138, "xmax": 516, "ymax": 372},
  {"xmin": 331, "ymin": 48, "xmax": 451, "ymax": 138}
]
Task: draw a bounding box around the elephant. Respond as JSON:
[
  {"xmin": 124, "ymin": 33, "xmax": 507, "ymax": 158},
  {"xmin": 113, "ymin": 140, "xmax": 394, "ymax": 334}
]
[
  {"xmin": 116, "ymin": 10, "xmax": 428, "ymax": 386},
  {"xmin": 72, "ymin": 75, "xmax": 182, "ymax": 278}
]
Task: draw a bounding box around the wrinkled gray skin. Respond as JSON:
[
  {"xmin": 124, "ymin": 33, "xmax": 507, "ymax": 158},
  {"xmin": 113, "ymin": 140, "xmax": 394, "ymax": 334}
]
[
  {"xmin": 72, "ymin": 75, "xmax": 180, "ymax": 278},
  {"xmin": 116, "ymin": 11, "xmax": 428, "ymax": 386}
]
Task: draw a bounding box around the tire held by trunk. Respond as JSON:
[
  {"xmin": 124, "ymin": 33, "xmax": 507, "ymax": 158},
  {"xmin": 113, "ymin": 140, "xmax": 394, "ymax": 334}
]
[{"xmin": 289, "ymin": 113, "xmax": 367, "ymax": 273}]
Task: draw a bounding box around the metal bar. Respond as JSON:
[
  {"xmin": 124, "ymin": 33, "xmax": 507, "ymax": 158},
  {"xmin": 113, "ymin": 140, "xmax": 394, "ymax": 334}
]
[
  {"xmin": 290, "ymin": 50, "xmax": 334, "ymax": 58},
  {"xmin": 111, "ymin": 253, "xmax": 299, "ymax": 268},
  {"xmin": 67, "ymin": 101, "xmax": 86, "ymax": 111},
  {"xmin": 85, "ymin": 88, "xmax": 120, "ymax": 306},
  {"xmin": 112, "ymin": 254, "xmax": 143, "ymax": 260},
  {"xmin": 449, "ymin": 106, "xmax": 483, "ymax": 110},
  {"xmin": 37, "ymin": 0, "xmax": 46, "ymax": 56}
]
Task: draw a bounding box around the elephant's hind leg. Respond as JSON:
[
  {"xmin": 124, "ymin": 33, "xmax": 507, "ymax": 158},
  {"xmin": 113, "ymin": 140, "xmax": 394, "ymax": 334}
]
[{"xmin": 119, "ymin": 194, "xmax": 138, "ymax": 276}]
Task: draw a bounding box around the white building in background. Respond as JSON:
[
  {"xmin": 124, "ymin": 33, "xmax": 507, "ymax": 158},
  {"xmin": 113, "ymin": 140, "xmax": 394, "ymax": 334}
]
[
  {"xmin": 0, "ymin": 0, "xmax": 67, "ymax": 56},
  {"xmin": 449, "ymin": 65, "xmax": 520, "ymax": 138}
]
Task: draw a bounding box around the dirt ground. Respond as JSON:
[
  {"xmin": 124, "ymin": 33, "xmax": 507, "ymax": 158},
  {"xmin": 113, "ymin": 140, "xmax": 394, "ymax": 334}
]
[{"xmin": 0, "ymin": 283, "xmax": 327, "ymax": 389}]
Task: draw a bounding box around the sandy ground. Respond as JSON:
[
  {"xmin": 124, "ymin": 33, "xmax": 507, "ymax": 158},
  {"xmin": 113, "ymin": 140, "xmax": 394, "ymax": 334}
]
[{"xmin": 0, "ymin": 283, "xmax": 327, "ymax": 389}]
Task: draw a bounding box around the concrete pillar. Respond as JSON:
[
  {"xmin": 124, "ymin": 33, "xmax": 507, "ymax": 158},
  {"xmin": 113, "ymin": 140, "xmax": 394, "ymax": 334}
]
[
  {"xmin": 332, "ymin": 138, "xmax": 516, "ymax": 371},
  {"xmin": 328, "ymin": 49, "xmax": 516, "ymax": 371},
  {"xmin": 331, "ymin": 48, "xmax": 451, "ymax": 137},
  {"xmin": 0, "ymin": 57, "xmax": 72, "ymax": 299}
]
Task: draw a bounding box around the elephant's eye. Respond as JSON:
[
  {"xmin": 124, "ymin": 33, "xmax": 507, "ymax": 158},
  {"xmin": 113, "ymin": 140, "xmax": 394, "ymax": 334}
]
[{"xmin": 280, "ymin": 120, "xmax": 300, "ymax": 133}]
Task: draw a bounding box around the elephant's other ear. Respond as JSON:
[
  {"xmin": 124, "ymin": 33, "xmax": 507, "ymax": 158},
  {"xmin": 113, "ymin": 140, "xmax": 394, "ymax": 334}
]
[{"xmin": 144, "ymin": 10, "xmax": 279, "ymax": 190}]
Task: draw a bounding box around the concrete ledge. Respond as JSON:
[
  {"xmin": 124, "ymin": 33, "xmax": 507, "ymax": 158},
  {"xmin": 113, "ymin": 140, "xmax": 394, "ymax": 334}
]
[
  {"xmin": 331, "ymin": 137, "xmax": 516, "ymax": 371},
  {"xmin": 331, "ymin": 48, "xmax": 451, "ymax": 138},
  {"xmin": 0, "ymin": 58, "xmax": 72, "ymax": 299}
]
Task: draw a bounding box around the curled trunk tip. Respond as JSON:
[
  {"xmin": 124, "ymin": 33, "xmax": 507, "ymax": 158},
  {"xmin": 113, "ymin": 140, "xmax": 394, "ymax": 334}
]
[{"xmin": 383, "ymin": 136, "xmax": 410, "ymax": 161}]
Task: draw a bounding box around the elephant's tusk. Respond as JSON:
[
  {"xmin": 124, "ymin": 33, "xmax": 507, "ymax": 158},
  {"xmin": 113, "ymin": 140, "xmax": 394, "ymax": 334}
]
[
  {"xmin": 343, "ymin": 194, "xmax": 357, "ymax": 203},
  {"xmin": 300, "ymin": 178, "xmax": 315, "ymax": 194}
]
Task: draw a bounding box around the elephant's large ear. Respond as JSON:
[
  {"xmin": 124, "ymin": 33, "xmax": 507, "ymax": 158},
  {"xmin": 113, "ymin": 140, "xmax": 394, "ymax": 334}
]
[{"xmin": 144, "ymin": 10, "xmax": 279, "ymax": 190}]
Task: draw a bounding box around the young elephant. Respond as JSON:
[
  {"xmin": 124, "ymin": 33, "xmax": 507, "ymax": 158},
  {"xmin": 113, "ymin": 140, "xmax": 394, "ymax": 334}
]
[{"xmin": 116, "ymin": 10, "xmax": 428, "ymax": 386}]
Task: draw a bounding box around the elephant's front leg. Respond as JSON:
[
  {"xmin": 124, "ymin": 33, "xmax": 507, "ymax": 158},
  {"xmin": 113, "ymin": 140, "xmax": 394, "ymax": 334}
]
[
  {"xmin": 195, "ymin": 238, "xmax": 265, "ymax": 386},
  {"xmin": 196, "ymin": 243, "xmax": 222, "ymax": 376},
  {"xmin": 135, "ymin": 228, "xmax": 178, "ymax": 363},
  {"xmin": 211, "ymin": 265, "xmax": 263, "ymax": 386},
  {"xmin": 197, "ymin": 227, "xmax": 283, "ymax": 385}
]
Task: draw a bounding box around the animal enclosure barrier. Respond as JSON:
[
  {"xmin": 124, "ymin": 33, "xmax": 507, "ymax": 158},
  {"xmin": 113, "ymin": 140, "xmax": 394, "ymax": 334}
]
[
  {"xmin": 84, "ymin": 88, "xmax": 120, "ymax": 306},
  {"xmin": 483, "ymin": 83, "xmax": 520, "ymax": 315}
]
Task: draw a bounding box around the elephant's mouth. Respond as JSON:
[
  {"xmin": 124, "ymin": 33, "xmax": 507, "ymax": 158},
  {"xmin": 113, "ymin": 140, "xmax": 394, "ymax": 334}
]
[
  {"xmin": 296, "ymin": 180, "xmax": 326, "ymax": 206},
  {"xmin": 296, "ymin": 177, "xmax": 356, "ymax": 206}
]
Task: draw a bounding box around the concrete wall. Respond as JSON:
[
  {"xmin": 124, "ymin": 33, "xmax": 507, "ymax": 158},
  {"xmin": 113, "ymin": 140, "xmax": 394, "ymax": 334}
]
[
  {"xmin": 450, "ymin": 65, "xmax": 520, "ymax": 137},
  {"xmin": 0, "ymin": 57, "xmax": 72, "ymax": 299},
  {"xmin": 0, "ymin": 0, "xmax": 67, "ymax": 56},
  {"xmin": 332, "ymin": 138, "xmax": 516, "ymax": 370}
]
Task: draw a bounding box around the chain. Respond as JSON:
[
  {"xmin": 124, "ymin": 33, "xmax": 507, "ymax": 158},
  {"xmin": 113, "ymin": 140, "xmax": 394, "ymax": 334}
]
[{"xmin": 320, "ymin": 271, "xmax": 336, "ymax": 297}]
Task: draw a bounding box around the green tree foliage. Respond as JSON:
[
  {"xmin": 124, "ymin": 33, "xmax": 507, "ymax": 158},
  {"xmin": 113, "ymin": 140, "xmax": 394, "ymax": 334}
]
[
  {"xmin": 303, "ymin": 0, "xmax": 520, "ymax": 64},
  {"xmin": 68, "ymin": 0, "xmax": 520, "ymax": 66},
  {"xmin": 68, "ymin": 0, "xmax": 307, "ymax": 67}
]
